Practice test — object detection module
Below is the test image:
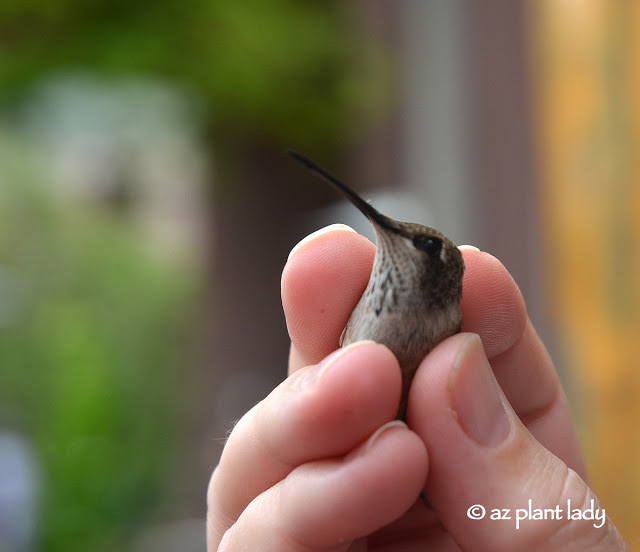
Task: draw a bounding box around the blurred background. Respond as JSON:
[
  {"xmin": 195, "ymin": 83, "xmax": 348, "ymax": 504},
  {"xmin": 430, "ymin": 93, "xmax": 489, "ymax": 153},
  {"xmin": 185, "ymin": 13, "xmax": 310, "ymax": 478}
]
[{"xmin": 0, "ymin": 0, "xmax": 639, "ymax": 550}]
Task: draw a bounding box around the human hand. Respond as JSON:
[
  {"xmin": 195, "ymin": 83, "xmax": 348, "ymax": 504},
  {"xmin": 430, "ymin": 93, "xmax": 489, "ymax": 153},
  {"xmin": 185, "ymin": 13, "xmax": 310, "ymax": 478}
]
[{"xmin": 207, "ymin": 224, "xmax": 628, "ymax": 551}]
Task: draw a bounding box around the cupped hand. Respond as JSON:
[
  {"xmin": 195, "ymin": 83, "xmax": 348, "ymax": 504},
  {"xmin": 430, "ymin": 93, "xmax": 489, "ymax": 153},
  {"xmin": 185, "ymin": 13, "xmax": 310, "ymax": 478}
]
[{"xmin": 207, "ymin": 224, "xmax": 628, "ymax": 551}]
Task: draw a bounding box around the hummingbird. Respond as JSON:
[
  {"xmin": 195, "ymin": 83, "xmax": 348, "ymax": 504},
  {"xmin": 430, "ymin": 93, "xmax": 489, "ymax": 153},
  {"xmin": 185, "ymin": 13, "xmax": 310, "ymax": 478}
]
[{"xmin": 288, "ymin": 150, "xmax": 465, "ymax": 420}]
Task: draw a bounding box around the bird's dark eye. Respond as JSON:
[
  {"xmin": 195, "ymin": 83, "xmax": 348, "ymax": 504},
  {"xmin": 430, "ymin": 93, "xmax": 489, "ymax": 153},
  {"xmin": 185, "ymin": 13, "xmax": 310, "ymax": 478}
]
[{"xmin": 412, "ymin": 235, "xmax": 443, "ymax": 259}]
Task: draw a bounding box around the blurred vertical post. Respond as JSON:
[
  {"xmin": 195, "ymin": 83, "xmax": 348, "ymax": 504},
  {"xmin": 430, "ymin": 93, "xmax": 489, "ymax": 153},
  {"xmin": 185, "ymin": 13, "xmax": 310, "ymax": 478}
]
[{"xmin": 531, "ymin": 0, "xmax": 640, "ymax": 542}]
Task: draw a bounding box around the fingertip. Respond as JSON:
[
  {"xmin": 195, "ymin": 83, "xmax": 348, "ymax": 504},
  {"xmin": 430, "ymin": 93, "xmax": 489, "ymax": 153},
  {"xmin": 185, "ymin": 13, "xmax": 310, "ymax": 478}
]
[
  {"xmin": 357, "ymin": 422, "xmax": 429, "ymax": 499},
  {"xmin": 363, "ymin": 420, "xmax": 408, "ymax": 454},
  {"xmin": 280, "ymin": 422, "xmax": 428, "ymax": 548},
  {"xmin": 282, "ymin": 226, "xmax": 375, "ymax": 365},
  {"xmin": 275, "ymin": 341, "xmax": 403, "ymax": 465},
  {"xmin": 287, "ymin": 223, "xmax": 357, "ymax": 261},
  {"xmin": 460, "ymin": 249, "xmax": 527, "ymax": 358},
  {"xmin": 408, "ymin": 332, "xmax": 475, "ymax": 427}
]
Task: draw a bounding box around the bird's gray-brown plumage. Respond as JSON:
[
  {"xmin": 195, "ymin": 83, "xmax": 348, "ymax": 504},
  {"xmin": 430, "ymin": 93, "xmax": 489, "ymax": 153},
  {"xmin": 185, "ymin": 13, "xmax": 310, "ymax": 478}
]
[{"xmin": 288, "ymin": 150, "xmax": 464, "ymax": 420}]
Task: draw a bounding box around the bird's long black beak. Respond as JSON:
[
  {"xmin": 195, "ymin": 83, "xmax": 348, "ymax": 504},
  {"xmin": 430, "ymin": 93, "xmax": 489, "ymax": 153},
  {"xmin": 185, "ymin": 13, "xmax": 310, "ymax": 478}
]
[{"xmin": 286, "ymin": 149, "xmax": 401, "ymax": 234}]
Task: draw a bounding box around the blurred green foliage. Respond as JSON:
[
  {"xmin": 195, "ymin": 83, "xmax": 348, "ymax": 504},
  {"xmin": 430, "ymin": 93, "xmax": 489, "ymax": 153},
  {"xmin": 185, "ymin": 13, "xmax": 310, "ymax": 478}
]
[
  {"xmin": 0, "ymin": 3, "xmax": 388, "ymax": 549},
  {"xmin": 0, "ymin": 0, "xmax": 388, "ymax": 150},
  {"xmin": 0, "ymin": 132, "xmax": 196, "ymax": 551}
]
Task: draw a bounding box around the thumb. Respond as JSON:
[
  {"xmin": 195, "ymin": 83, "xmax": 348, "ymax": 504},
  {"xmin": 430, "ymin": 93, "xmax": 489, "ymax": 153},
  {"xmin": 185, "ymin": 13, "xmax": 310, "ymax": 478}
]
[{"xmin": 410, "ymin": 333, "xmax": 628, "ymax": 551}]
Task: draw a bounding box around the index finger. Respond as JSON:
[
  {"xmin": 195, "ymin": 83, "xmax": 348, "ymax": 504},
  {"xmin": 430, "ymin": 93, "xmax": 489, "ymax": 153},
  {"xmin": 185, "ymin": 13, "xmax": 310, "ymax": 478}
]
[{"xmin": 282, "ymin": 224, "xmax": 374, "ymax": 371}]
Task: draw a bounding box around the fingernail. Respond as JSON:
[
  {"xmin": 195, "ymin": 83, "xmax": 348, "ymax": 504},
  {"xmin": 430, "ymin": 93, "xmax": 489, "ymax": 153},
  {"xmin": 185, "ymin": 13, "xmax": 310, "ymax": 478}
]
[
  {"xmin": 449, "ymin": 334, "xmax": 510, "ymax": 447},
  {"xmin": 288, "ymin": 224, "xmax": 356, "ymax": 261},
  {"xmin": 302, "ymin": 340, "xmax": 376, "ymax": 387},
  {"xmin": 365, "ymin": 420, "xmax": 408, "ymax": 452},
  {"xmin": 458, "ymin": 244, "xmax": 480, "ymax": 251}
]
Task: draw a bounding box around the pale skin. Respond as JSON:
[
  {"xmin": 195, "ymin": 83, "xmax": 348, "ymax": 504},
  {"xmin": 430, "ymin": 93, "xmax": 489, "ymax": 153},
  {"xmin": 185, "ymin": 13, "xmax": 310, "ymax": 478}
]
[{"xmin": 207, "ymin": 225, "xmax": 629, "ymax": 551}]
